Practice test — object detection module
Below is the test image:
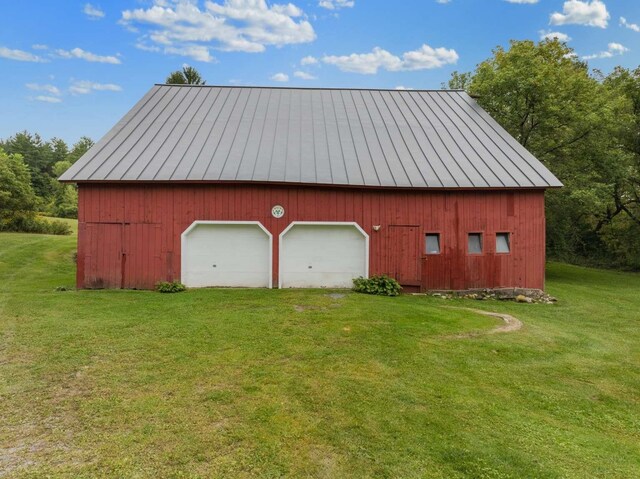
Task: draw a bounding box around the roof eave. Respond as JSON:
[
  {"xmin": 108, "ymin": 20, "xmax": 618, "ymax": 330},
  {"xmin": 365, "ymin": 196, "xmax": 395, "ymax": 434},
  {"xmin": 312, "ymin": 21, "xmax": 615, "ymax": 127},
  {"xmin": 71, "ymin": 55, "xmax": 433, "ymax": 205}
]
[{"xmin": 62, "ymin": 178, "xmax": 562, "ymax": 190}]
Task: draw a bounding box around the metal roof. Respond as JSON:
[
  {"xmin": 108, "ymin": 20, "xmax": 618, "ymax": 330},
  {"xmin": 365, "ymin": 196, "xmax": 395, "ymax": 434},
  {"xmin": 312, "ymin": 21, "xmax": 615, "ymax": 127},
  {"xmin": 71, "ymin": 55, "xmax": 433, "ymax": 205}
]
[{"xmin": 60, "ymin": 84, "xmax": 562, "ymax": 188}]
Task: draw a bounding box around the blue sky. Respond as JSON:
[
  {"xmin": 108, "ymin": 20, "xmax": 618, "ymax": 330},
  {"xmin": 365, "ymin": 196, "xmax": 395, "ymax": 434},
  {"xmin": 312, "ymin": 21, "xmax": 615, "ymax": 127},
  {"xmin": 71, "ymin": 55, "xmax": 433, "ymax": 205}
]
[{"xmin": 1, "ymin": 0, "xmax": 639, "ymax": 144}]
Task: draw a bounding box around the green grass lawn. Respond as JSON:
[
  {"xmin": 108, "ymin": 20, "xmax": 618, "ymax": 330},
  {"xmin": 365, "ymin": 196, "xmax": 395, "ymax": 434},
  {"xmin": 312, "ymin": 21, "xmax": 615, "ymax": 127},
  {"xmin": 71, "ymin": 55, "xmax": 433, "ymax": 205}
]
[{"xmin": 1, "ymin": 230, "xmax": 639, "ymax": 478}]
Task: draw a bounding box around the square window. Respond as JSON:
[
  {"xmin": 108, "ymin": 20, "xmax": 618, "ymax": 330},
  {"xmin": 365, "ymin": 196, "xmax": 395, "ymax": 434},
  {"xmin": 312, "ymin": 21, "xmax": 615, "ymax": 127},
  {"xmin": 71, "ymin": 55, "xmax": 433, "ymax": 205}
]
[
  {"xmin": 426, "ymin": 234, "xmax": 440, "ymax": 254},
  {"xmin": 468, "ymin": 233, "xmax": 483, "ymax": 254},
  {"xmin": 496, "ymin": 233, "xmax": 511, "ymax": 253}
]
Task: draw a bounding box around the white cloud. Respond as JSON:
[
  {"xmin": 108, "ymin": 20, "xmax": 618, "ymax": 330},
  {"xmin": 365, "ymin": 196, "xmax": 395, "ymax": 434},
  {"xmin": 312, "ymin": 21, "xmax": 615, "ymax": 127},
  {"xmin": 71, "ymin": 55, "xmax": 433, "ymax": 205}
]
[
  {"xmin": 55, "ymin": 47, "xmax": 121, "ymax": 64},
  {"xmin": 582, "ymin": 42, "xmax": 629, "ymax": 60},
  {"xmin": 32, "ymin": 44, "xmax": 48, "ymax": 50},
  {"xmin": 300, "ymin": 55, "xmax": 318, "ymax": 65},
  {"xmin": 0, "ymin": 46, "xmax": 46, "ymax": 62},
  {"xmin": 26, "ymin": 83, "xmax": 61, "ymax": 96},
  {"xmin": 318, "ymin": 0, "xmax": 354, "ymax": 10},
  {"xmin": 69, "ymin": 80, "xmax": 123, "ymax": 95},
  {"xmin": 550, "ymin": 0, "xmax": 609, "ymax": 28},
  {"xmin": 135, "ymin": 42, "xmax": 161, "ymax": 52},
  {"xmin": 165, "ymin": 44, "xmax": 214, "ymax": 62},
  {"xmin": 33, "ymin": 95, "xmax": 62, "ymax": 104},
  {"xmin": 121, "ymin": 0, "xmax": 316, "ymax": 62},
  {"xmin": 608, "ymin": 42, "xmax": 628, "ymax": 53},
  {"xmin": 84, "ymin": 3, "xmax": 105, "ymax": 19},
  {"xmin": 620, "ymin": 17, "xmax": 640, "ymax": 33},
  {"xmin": 394, "ymin": 86, "xmax": 414, "ymax": 90},
  {"xmin": 294, "ymin": 71, "xmax": 316, "ymax": 80},
  {"xmin": 322, "ymin": 44, "xmax": 458, "ymax": 75},
  {"xmin": 271, "ymin": 72, "xmax": 289, "ymax": 82},
  {"xmin": 437, "ymin": 0, "xmax": 540, "ymax": 2},
  {"xmin": 539, "ymin": 30, "xmax": 572, "ymax": 42}
]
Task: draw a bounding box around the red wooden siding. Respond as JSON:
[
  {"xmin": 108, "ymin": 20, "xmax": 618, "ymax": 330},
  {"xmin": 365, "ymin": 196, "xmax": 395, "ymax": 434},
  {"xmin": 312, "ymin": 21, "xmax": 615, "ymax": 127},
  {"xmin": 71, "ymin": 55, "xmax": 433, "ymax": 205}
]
[{"xmin": 76, "ymin": 184, "xmax": 547, "ymax": 291}]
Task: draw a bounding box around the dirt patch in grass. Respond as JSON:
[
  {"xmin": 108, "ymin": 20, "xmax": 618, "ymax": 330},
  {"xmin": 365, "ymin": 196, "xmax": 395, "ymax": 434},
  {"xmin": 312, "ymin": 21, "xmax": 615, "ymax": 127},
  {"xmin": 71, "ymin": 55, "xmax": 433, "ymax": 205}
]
[
  {"xmin": 293, "ymin": 294, "xmax": 346, "ymax": 312},
  {"xmin": 294, "ymin": 304, "xmax": 322, "ymax": 312},
  {"xmin": 0, "ymin": 440, "xmax": 38, "ymax": 477},
  {"xmin": 326, "ymin": 293, "xmax": 346, "ymax": 300},
  {"xmin": 443, "ymin": 307, "xmax": 523, "ymax": 338}
]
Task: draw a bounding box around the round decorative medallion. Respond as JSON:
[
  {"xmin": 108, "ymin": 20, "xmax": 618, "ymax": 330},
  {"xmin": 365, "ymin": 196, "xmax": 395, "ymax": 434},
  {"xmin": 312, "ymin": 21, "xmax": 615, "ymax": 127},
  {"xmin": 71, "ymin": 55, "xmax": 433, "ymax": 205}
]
[{"xmin": 271, "ymin": 205, "xmax": 285, "ymax": 218}]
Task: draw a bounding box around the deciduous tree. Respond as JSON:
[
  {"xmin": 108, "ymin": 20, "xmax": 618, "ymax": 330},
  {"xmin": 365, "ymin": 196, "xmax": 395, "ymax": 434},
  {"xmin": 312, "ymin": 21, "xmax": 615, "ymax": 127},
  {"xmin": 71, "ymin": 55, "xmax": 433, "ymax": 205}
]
[
  {"xmin": 0, "ymin": 148, "xmax": 38, "ymax": 230},
  {"xmin": 166, "ymin": 66, "xmax": 206, "ymax": 85},
  {"xmin": 447, "ymin": 39, "xmax": 640, "ymax": 268}
]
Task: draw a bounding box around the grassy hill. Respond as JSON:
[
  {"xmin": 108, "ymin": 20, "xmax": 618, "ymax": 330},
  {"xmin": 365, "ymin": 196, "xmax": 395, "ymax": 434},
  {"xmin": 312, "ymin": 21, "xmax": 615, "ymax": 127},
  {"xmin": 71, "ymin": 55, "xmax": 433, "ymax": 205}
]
[{"xmin": 1, "ymin": 229, "xmax": 639, "ymax": 478}]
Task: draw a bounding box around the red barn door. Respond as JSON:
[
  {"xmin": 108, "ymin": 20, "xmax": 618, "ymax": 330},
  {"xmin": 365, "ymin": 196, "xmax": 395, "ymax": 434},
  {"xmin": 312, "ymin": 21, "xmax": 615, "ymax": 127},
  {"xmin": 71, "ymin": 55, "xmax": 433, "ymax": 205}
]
[
  {"xmin": 387, "ymin": 225, "xmax": 422, "ymax": 290},
  {"xmin": 81, "ymin": 223, "xmax": 123, "ymax": 289}
]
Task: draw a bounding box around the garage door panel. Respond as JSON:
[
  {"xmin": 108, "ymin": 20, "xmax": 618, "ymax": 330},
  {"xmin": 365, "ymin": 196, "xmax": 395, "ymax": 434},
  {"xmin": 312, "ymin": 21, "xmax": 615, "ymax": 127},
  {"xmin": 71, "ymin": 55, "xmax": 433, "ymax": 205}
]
[
  {"xmin": 182, "ymin": 223, "xmax": 271, "ymax": 288},
  {"xmin": 282, "ymin": 271, "xmax": 360, "ymax": 288},
  {"xmin": 280, "ymin": 224, "xmax": 367, "ymax": 288}
]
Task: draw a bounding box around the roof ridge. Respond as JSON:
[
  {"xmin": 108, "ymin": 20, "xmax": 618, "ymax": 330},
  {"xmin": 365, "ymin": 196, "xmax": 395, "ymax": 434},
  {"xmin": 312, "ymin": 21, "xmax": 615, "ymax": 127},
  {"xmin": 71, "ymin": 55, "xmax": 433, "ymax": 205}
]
[{"xmin": 155, "ymin": 83, "xmax": 466, "ymax": 93}]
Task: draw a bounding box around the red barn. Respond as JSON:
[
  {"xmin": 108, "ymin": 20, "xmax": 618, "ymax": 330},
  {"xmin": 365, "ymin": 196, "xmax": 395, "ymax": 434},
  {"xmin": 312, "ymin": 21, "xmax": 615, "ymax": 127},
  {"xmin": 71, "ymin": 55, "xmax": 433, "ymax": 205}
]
[{"xmin": 60, "ymin": 85, "xmax": 562, "ymax": 292}]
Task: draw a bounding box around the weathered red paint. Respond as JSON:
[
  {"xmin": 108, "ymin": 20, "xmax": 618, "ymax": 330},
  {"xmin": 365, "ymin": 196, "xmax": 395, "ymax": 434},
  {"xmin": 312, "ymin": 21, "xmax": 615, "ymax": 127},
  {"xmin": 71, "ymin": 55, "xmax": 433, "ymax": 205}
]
[{"xmin": 76, "ymin": 183, "xmax": 547, "ymax": 291}]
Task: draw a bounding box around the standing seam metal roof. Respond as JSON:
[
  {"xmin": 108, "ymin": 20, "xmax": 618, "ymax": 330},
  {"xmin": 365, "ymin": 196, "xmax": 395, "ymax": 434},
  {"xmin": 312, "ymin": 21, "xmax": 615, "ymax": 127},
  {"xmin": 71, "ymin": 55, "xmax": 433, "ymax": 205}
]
[{"xmin": 59, "ymin": 84, "xmax": 563, "ymax": 188}]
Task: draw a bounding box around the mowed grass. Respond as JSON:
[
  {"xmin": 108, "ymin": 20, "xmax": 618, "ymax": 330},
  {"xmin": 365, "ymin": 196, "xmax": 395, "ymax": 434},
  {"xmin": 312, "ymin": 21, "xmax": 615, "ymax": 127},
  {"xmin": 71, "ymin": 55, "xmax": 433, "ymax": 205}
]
[{"xmin": 1, "ymin": 230, "xmax": 639, "ymax": 478}]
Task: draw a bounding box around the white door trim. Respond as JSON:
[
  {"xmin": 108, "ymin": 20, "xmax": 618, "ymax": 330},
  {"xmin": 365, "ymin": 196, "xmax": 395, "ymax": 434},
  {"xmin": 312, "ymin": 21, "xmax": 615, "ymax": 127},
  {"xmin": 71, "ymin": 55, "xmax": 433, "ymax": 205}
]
[
  {"xmin": 181, "ymin": 220, "xmax": 273, "ymax": 288},
  {"xmin": 278, "ymin": 221, "xmax": 369, "ymax": 289}
]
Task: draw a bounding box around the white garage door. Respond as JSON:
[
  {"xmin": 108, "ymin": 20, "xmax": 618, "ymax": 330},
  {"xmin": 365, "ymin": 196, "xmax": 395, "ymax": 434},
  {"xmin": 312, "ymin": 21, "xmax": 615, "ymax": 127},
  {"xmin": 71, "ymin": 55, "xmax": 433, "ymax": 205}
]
[
  {"xmin": 280, "ymin": 223, "xmax": 368, "ymax": 288},
  {"xmin": 182, "ymin": 222, "xmax": 271, "ymax": 288}
]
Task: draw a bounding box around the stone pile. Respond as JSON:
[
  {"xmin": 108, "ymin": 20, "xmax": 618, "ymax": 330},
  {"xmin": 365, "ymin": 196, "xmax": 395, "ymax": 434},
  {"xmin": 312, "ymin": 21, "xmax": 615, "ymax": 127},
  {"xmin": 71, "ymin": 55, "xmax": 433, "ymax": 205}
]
[{"xmin": 424, "ymin": 288, "xmax": 558, "ymax": 304}]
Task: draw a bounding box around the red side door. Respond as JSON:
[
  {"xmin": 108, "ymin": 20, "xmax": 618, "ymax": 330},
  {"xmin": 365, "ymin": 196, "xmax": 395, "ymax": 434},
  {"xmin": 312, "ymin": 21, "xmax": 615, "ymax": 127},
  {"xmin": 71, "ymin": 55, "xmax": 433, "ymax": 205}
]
[
  {"xmin": 82, "ymin": 223, "xmax": 123, "ymax": 289},
  {"xmin": 387, "ymin": 225, "xmax": 422, "ymax": 288}
]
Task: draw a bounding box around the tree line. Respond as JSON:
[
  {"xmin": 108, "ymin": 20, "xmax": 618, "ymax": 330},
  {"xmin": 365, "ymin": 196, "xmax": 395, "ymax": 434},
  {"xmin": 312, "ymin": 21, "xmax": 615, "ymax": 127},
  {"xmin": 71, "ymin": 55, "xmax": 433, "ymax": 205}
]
[
  {"xmin": 0, "ymin": 133, "xmax": 92, "ymax": 234},
  {"xmin": 447, "ymin": 39, "xmax": 640, "ymax": 270}
]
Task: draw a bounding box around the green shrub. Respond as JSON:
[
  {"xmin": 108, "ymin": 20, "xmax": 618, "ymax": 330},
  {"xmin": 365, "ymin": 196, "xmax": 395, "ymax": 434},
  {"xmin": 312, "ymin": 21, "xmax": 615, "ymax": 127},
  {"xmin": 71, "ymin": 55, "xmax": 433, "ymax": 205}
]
[
  {"xmin": 0, "ymin": 216, "xmax": 71, "ymax": 235},
  {"xmin": 353, "ymin": 275, "xmax": 402, "ymax": 297},
  {"xmin": 156, "ymin": 281, "xmax": 187, "ymax": 293},
  {"xmin": 46, "ymin": 220, "xmax": 72, "ymax": 235}
]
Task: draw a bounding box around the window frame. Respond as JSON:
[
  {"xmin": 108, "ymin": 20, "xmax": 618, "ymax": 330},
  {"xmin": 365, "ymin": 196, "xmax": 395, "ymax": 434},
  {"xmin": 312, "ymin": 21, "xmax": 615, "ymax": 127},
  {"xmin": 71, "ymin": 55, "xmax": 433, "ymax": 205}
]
[
  {"xmin": 467, "ymin": 232, "xmax": 484, "ymax": 255},
  {"xmin": 425, "ymin": 232, "xmax": 442, "ymax": 255},
  {"xmin": 495, "ymin": 232, "xmax": 511, "ymax": 255}
]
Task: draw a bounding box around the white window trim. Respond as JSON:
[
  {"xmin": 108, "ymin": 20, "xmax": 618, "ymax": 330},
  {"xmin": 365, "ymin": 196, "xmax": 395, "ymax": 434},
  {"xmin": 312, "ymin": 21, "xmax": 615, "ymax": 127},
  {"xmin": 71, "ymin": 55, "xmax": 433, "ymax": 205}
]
[
  {"xmin": 278, "ymin": 221, "xmax": 370, "ymax": 289},
  {"xmin": 181, "ymin": 220, "xmax": 273, "ymax": 289}
]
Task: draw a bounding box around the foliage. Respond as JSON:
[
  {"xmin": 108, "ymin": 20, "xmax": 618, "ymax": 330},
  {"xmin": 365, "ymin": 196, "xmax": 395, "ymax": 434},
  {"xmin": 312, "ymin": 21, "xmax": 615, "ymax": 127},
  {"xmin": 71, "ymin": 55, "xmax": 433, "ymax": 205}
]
[
  {"xmin": 66, "ymin": 136, "xmax": 94, "ymax": 164},
  {"xmin": 155, "ymin": 280, "xmax": 187, "ymax": 293},
  {"xmin": 353, "ymin": 275, "xmax": 402, "ymax": 296},
  {"xmin": 45, "ymin": 219, "xmax": 72, "ymax": 235},
  {"xmin": 166, "ymin": 66, "xmax": 206, "ymax": 85},
  {"xmin": 0, "ymin": 133, "xmax": 91, "ymax": 220},
  {"xmin": 0, "ymin": 148, "xmax": 38, "ymax": 229},
  {"xmin": 52, "ymin": 160, "xmax": 72, "ymax": 177},
  {"xmin": 35, "ymin": 217, "xmax": 78, "ymax": 238},
  {"xmin": 443, "ymin": 71, "xmax": 472, "ymax": 90},
  {"xmin": 2, "ymin": 215, "xmax": 71, "ymax": 235},
  {"xmin": 1, "ymin": 132, "xmax": 53, "ymax": 200},
  {"xmin": 447, "ymin": 39, "xmax": 640, "ymax": 269},
  {"xmin": 0, "ymin": 147, "xmax": 72, "ymax": 235},
  {"xmin": 49, "ymin": 183, "xmax": 78, "ymax": 218}
]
